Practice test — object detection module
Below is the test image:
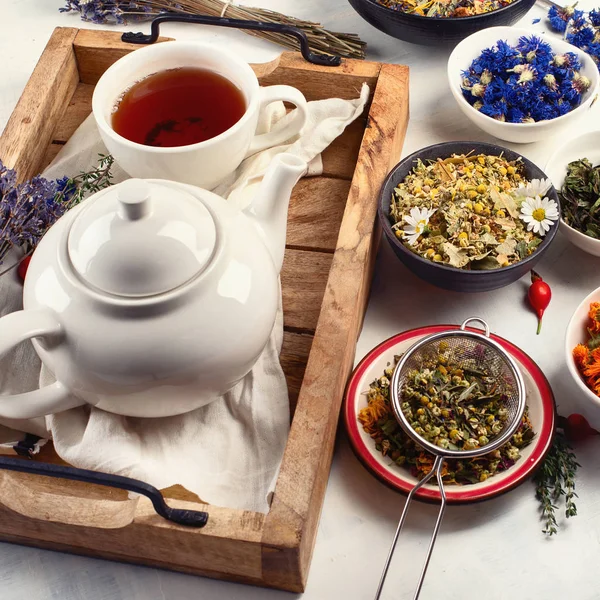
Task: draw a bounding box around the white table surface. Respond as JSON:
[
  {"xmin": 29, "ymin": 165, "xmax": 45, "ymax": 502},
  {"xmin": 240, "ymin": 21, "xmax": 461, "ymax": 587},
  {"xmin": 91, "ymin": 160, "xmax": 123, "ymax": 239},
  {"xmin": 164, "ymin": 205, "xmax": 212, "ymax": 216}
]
[{"xmin": 3, "ymin": 1, "xmax": 600, "ymax": 599}]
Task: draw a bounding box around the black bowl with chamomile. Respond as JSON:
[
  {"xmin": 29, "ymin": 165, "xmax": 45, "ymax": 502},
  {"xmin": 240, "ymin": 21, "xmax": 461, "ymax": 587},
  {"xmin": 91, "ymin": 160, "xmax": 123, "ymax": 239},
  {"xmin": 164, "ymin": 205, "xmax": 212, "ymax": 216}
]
[
  {"xmin": 347, "ymin": 0, "xmax": 537, "ymax": 46},
  {"xmin": 378, "ymin": 141, "xmax": 560, "ymax": 293}
]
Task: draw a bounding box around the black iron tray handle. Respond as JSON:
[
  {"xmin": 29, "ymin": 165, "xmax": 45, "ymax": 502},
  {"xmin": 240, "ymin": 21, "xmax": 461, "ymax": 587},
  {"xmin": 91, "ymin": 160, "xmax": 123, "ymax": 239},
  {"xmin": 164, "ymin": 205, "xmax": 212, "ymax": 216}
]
[
  {"xmin": 121, "ymin": 13, "xmax": 342, "ymax": 67},
  {"xmin": 0, "ymin": 455, "xmax": 208, "ymax": 527}
]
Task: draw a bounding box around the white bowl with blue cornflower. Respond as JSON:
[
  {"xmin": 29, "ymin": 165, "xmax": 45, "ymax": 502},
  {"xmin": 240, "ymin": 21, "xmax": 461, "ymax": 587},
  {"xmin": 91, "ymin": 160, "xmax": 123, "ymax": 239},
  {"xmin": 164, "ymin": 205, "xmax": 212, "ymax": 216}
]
[{"xmin": 448, "ymin": 27, "xmax": 600, "ymax": 144}]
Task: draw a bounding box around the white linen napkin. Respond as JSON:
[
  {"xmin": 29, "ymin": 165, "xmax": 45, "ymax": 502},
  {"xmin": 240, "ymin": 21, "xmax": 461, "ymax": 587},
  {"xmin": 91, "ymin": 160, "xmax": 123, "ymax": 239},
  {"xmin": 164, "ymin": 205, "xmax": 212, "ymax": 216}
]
[{"xmin": 0, "ymin": 84, "xmax": 369, "ymax": 512}]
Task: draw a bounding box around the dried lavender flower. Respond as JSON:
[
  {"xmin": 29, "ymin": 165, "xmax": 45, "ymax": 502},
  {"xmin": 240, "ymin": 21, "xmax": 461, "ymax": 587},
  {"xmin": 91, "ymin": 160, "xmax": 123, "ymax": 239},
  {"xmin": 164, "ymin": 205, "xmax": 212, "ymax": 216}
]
[{"xmin": 0, "ymin": 155, "xmax": 114, "ymax": 269}]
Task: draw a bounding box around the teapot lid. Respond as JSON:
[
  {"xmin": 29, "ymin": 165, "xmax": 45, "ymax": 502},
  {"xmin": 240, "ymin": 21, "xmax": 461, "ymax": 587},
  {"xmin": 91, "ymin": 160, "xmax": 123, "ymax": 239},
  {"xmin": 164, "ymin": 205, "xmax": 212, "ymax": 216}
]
[{"xmin": 67, "ymin": 179, "xmax": 217, "ymax": 297}]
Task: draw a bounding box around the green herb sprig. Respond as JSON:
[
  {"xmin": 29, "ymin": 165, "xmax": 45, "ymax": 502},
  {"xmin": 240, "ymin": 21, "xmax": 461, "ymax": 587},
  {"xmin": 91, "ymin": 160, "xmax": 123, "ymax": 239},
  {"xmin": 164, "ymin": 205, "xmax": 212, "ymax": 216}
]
[
  {"xmin": 57, "ymin": 153, "xmax": 114, "ymax": 210},
  {"xmin": 533, "ymin": 429, "xmax": 579, "ymax": 536}
]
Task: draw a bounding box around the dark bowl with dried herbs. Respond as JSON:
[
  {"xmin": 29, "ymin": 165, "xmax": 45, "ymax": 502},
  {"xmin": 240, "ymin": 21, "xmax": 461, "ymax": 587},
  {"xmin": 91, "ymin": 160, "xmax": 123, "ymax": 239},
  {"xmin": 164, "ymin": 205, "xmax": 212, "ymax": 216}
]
[
  {"xmin": 347, "ymin": 0, "xmax": 536, "ymax": 46},
  {"xmin": 378, "ymin": 141, "xmax": 560, "ymax": 293}
]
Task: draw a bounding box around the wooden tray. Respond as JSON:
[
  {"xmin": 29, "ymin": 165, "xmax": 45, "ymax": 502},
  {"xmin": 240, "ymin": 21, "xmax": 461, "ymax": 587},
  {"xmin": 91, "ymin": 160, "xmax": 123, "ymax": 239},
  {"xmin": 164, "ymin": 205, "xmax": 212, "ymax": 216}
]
[{"xmin": 0, "ymin": 28, "xmax": 408, "ymax": 592}]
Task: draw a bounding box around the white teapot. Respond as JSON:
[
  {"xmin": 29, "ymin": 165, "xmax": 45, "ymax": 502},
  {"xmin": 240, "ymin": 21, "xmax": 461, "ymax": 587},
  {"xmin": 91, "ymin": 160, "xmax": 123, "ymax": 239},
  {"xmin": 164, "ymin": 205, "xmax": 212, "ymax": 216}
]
[{"xmin": 0, "ymin": 154, "xmax": 306, "ymax": 419}]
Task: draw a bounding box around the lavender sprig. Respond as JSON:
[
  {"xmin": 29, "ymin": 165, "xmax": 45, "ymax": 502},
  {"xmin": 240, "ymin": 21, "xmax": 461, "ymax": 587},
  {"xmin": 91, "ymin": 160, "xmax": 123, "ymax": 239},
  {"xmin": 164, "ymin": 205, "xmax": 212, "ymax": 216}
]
[{"xmin": 0, "ymin": 155, "xmax": 114, "ymax": 270}]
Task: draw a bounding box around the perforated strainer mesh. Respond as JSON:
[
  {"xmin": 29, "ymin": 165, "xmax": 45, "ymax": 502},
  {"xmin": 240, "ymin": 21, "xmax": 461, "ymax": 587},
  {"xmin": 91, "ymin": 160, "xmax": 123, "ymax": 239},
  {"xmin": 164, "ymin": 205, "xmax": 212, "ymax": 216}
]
[
  {"xmin": 377, "ymin": 320, "xmax": 527, "ymax": 600},
  {"xmin": 390, "ymin": 321, "xmax": 526, "ymax": 460}
]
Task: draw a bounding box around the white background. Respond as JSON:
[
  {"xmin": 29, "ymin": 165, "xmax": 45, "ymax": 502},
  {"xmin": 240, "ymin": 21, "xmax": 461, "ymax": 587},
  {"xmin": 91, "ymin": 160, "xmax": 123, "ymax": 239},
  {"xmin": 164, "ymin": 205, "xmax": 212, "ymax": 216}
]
[{"xmin": 2, "ymin": 1, "xmax": 600, "ymax": 599}]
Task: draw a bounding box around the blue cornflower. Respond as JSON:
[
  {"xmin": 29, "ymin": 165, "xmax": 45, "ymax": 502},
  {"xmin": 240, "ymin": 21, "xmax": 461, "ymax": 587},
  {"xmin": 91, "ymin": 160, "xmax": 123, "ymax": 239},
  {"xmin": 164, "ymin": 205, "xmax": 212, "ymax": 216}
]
[
  {"xmin": 471, "ymin": 41, "xmax": 521, "ymax": 75},
  {"xmin": 483, "ymin": 78, "xmax": 507, "ymax": 103},
  {"xmin": 530, "ymin": 101, "xmax": 559, "ymax": 121},
  {"xmin": 551, "ymin": 52, "xmax": 582, "ymax": 79},
  {"xmin": 587, "ymin": 42, "xmax": 600, "ymax": 64},
  {"xmin": 570, "ymin": 10, "xmax": 588, "ymax": 29},
  {"xmin": 461, "ymin": 70, "xmax": 480, "ymax": 87},
  {"xmin": 466, "ymin": 35, "xmax": 588, "ymax": 124},
  {"xmin": 494, "ymin": 40, "xmax": 522, "ymax": 71},
  {"xmin": 565, "ymin": 51, "xmax": 582, "ymax": 71},
  {"xmin": 548, "ymin": 5, "xmax": 576, "ymax": 33},
  {"xmin": 480, "ymin": 99, "xmax": 508, "ymax": 120},
  {"xmin": 559, "ymin": 78, "xmax": 582, "ymax": 104},
  {"xmin": 506, "ymin": 107, "xmax": 526, "ymax": 123},
  {"xmin": 470, "ymin": 48, "xmax": 496, "ymax": 75},
  {"xmin": 557, "ymin": 100, "xmax": 573, "ymax": 116},
  {"xmin": 590, "ymin": 9, "xmax": 600, "ymax": 27},
  {"xmin": 541, "ymin": 74, "xmax": 564, "ymax": 103},
  {"xmin": 517, "ymin": 35, "xmax": 554, "ymax": 68},
  {"xmin": 567, "ymin": 24, "xmax": 596, "ymax": 49}
]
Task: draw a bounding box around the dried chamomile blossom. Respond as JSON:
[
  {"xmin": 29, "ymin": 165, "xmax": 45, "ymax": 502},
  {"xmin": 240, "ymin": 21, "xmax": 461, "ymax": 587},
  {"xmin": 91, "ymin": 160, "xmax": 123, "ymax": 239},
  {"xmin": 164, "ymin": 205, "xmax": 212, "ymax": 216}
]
[{"xmin": 389, "ymin": 153, "xmax": 557, "ymax": 269}]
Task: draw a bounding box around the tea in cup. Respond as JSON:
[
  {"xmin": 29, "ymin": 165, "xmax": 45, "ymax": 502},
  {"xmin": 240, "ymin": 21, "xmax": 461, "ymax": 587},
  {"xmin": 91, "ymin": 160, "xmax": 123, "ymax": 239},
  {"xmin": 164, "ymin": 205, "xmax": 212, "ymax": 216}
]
[{"xmin": 92, "ymin": 42, "xmax": 308, "ymax": 189}]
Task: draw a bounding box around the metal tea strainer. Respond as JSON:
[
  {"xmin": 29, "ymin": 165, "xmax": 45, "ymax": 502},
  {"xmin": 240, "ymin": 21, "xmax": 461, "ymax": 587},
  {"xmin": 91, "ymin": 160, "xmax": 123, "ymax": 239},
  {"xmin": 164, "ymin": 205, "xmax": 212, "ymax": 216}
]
[{"xmin": 375, "ymin": 317, "xmax": 526, "ymax": 600}]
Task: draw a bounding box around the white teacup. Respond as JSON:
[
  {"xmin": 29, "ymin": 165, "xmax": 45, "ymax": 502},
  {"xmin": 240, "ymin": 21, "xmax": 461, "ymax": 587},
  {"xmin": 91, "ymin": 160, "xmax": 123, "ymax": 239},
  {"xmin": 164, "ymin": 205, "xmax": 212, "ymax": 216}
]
[{"xmin": 92, "ymin": 41, "xmax": 309, "ymax": 189}]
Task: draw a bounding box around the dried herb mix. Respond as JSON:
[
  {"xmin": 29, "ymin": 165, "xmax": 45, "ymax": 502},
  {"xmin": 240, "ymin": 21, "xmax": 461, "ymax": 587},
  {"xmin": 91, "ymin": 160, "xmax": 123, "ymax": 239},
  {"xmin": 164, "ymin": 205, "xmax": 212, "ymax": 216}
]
[
  {"xmin": 389, "ymin": 153, "xmax": 559, "ymax": 269},
  {"xmin": 560, "ymin": 158, "xmax": 600, "ymax": 239},
  {"xmin": 376, "ymin": 0, "xmax": 515, "ymax": 18},
  {"xmin": 358, "ymin": 356, "xmax": 535, "ymax": 484}
]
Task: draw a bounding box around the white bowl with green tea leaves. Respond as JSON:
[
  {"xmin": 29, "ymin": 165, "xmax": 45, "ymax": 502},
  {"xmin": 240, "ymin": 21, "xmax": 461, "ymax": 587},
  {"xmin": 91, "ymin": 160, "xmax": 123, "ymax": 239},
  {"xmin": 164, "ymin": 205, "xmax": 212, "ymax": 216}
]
[{"xmin": 546, "ymin": 131, "xmax": 600, "ymax": 257}]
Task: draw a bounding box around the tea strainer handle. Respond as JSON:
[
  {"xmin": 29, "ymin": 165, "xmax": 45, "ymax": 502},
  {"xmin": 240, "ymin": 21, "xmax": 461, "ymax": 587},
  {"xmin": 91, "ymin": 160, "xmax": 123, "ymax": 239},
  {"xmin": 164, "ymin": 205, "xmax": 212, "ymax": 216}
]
[
  {"xmin": 375, "ymin": 455, "xmax": 447, "ymax": 600},
  {"xmin": 460, "ymin": 317, "xmax": 491, "ymax": 337}
]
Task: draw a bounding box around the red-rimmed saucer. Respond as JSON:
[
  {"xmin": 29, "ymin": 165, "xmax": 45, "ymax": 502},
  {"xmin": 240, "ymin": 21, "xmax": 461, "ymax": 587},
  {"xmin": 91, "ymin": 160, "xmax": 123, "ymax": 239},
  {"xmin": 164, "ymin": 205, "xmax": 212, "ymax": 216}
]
[{"xmin": 344, "ymin": 325, "xmax": 556, "ymax": 503}]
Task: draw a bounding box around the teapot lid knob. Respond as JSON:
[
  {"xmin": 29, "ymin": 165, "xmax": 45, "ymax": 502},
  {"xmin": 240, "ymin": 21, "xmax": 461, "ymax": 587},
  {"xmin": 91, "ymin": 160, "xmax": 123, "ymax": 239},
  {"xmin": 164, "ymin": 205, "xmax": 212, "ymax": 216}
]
[
  {"xmin": 117, "ymin": 179, "xmax": 152, "ymax": 220},
  {"xmin": 67, "ymin": 179, "xmax": 218, "ymax": 297}
]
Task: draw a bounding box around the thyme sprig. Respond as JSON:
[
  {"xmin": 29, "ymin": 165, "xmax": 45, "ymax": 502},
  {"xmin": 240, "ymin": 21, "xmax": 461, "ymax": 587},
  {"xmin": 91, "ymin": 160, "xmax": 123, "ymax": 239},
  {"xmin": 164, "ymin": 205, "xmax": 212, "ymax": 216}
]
[
  {"xmin": 59, "ymin": 153, "xmax": 114, "ymax": 210},
  {"xmin": 534, "ymin": 429, "xmax": 579, "ymax": 535}
]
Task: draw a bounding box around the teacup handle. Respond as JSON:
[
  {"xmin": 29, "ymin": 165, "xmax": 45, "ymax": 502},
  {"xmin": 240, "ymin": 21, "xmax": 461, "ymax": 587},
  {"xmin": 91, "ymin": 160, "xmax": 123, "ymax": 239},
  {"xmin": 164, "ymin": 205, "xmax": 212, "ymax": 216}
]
[
  {"xmin": 246, "ymin": 86, "xmax": 309, "ymax": 156},
  {"xmin": 0, "ymin": 310, "xmax": 84, "ymax": 419}
]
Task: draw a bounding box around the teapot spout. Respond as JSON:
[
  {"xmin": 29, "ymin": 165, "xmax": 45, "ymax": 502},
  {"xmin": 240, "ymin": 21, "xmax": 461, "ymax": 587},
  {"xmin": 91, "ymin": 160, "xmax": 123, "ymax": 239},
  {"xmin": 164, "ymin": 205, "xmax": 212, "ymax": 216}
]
[{"xmin": 246, "ymin": 154, "xmax": 307, "ymax": 273}]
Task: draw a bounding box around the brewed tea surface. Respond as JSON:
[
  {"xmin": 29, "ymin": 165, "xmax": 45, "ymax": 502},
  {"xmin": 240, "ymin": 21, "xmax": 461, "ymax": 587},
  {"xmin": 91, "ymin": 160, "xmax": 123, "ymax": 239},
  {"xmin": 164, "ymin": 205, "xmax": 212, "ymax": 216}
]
[{"xmin": 112, "ymin": 67, "xmax": 247, "ymax": 147}]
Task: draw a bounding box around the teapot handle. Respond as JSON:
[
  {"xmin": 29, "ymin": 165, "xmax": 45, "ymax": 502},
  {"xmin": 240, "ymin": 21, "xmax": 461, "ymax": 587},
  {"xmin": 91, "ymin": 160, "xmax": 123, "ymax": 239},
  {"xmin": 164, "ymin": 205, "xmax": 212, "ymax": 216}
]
[{"xmin": 0, "ymin": 310, "xmax": 84, "ymax": 419}]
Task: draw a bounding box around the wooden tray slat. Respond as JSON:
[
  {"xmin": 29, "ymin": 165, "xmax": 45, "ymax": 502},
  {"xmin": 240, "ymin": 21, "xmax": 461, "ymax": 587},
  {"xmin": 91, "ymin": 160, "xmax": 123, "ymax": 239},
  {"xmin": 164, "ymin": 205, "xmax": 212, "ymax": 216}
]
[
  {"xmin": 73, "ymin": 29, "xmax": 172, "ymax": 86},
  {"xmin": 281, "ymin": 249, "xmax": 332, "ymax": 333},
  {"xmin": 1, "ymin": 28, "xmax": 79, "ymax": 182},
  {"xmin": 52, "ymin": 82, "xmax": 94, "ymax": 141},
  {"xmin": 280, "ymin": 331, "xmax": 313, "ymax": 413},
  {"xmin": 261, "ymin": 62, "xmax": 410, "ymax": 591},
  {"xmin": 286, "ymin": 177, "xmax": 350, "ymax": 252},
  {"xmin": 0, "ymin": 28, "xmax": 409, "ymax": 594}
]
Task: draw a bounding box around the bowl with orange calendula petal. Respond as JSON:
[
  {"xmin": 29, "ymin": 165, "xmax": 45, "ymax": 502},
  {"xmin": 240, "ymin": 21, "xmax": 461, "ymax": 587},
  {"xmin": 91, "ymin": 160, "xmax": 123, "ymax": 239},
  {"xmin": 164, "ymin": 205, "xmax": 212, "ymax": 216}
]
[{"xmin": 567, "ymin": 287, "xmax": 600, "ymax": 409}]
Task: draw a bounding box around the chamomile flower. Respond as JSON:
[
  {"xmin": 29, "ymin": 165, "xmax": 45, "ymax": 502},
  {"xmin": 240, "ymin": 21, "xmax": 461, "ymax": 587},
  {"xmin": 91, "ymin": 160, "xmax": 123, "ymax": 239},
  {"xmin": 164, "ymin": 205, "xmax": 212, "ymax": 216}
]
[
  {"xmin": 513, "ymin": 178, "xmax": 552, "ymax": 199},
  {"xmin": 519, "ymin": 196, "xmax": 559, "ymax": 235},
  {"xmin": 403, "ymin": 207, "xmax": 436, "ymax": 246}
]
